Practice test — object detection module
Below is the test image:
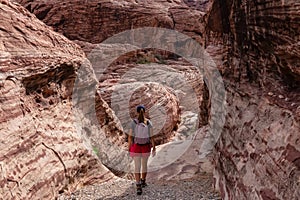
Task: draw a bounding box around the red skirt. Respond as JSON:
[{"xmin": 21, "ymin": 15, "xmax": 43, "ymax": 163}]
[{"xmin": 129, "ymin": 143, "xmax": 151, "ymax": 157}]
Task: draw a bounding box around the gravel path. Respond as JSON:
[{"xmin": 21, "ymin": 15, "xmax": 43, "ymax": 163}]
[{"xmin": 58, "ymin": 174, "xmax": 220, "ymax": 200}]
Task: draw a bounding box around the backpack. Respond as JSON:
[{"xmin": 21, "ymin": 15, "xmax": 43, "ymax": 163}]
[{"xmin": 133, "ymin": 119, "xmax": 150, "ymax": 144}]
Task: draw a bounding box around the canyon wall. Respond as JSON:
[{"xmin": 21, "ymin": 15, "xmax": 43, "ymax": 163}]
[
  {"xmin": 0, "ymin": 1, "xmax": 113, "ymax": 199},
  {"xmin": 13, "ymin": 0, "xmax": 210, "ymax": 145},
  {"xmin": 5, "ymin": 0, "xmax": 300, "ymax": 199},
  {"xmin": 206, "ymin": 0, "xmax": 300, "ymax": 199},
  {"xmin": 14, "ymin": 0, "xmax": 208, "ymax": 46}
]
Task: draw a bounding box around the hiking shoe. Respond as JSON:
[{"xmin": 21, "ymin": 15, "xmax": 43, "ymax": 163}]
[
  {"xmin": 141, "ymin": 179, "xmax": 147, "ymax": 188},
  {"xmin": 136, "ymin": 183, "xmax": 142, "ymax": 195}
]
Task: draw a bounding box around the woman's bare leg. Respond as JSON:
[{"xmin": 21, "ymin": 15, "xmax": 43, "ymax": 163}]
[
  {"xmin": 141, "ymin": 156, "xmax": 149, "ymax": 180},
  {"xmin": 134, "ymin": 156, "xmax": 142, "ymax": 183}
]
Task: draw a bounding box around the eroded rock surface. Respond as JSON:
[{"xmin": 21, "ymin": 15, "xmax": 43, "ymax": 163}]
[
  {"xmin": 98, "ymin": 62, "xmax": 205, "ymax": 145},
  {"xmin": 13, "ymin": 0, "xmax": 209, "ymax": 50},
  {"xmin": 0, "ymin": 1, "xmax": 113, "ymax": 199},
  {"xmin": 214, "ymin": 87, "xmax": 300, "ymax": 200},
  {"xmin": 12, "ymin": 0, "xmax": 211, "ymax": 143},
  {"xmin": 206, "ymin": 0, "xmax": 300, "ymax": 199},
  {"xmin": 8, "ymin": 0, "xmax": 300, "ymax": 199}
]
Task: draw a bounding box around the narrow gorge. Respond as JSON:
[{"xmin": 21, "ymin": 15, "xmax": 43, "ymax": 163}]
[{"xmin": 0, "ymin": 0, "xmax": 299, "ymax": 199}]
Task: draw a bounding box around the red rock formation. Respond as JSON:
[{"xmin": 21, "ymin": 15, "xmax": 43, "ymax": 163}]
[
  {"xmin": 12, "ymin": 0, "xmax": 210, "ymax": 145},
  {"xmin": 0, "ymin": 1, "xmax": 113, "ymax": 199},
  {"xmin": 13, "ymin": 0, "xmax": 208, "ymax": 48},
  {"xmin": 96, "ymin": 56, "xmax": 209, "ymax": 142},
  {"xmin": 206, "ymin": 0, "xmax": 300, "ymax": 199},
  {"xmin": 100, "ymin": 79, "xmax": 181, "ymax": 144},
  {"xmin": 11, "ymin": 0, "xmax": 300, "ymax": 199}
]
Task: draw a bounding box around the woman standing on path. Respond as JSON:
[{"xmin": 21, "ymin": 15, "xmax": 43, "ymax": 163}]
[{"xmin": 128, "ymin": 105, "xmax": 156, "ymax": 195}]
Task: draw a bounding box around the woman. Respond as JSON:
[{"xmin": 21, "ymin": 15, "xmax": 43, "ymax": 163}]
[{"xmin": 128, "ymin": 105, "xmax": 156, "ymax": 195}]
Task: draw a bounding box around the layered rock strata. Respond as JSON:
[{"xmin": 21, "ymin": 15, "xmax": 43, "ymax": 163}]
[
  {"xmin": 13, "ymin": 0, "xmax": 209, "ymax": 49},
  {"xmin": 0, "ymin": 1, "xmax": 113, "ymax": 199},
  {"xmin": 11, "ymin": 0, "xmax": 300, "ymax": 199},
  {"xmin": 97, "ymin": 62, "xmax": 205, "ymax": 145},
  {"xmin": 206, "ymin": 0, "xmax": 300, "ymax": 199},
  {"xmin": 13, "ymin": 0, "xmax": 213, "ymax": 139}
]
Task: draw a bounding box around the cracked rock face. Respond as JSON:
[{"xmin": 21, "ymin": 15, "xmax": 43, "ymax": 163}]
[
  {"xmin": 97, "ymin": 61, "xmax": 206, "ymax": 145},
  {"xmin": 13, "ymin": 0, "xmax": 208, "ymax": 49},
  {"xmin": 12, "ymin": 0, "xmax": 210, "ymax": 145},
  {"xmin": 7, "ymin": 0, "xmax": 300, "ymax": 199},
  {"xmin": 207, "ymin": 0, "xmax": 300, "ymax": 199},
  {"xmin": 12, "ymin": 0, "xmax": 211, "ymax": 181},
  {"xmin": 0, "ymin": 1, "xmax": 113, "ymax": 199}
]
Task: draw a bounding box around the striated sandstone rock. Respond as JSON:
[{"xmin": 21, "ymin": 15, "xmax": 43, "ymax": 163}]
[
  {"xmin": 183, "ymin": 0, "xmax": 213, "ymax": 12},
  {"xmin": 206, "ymin": 0, "xmax": 300, "ymax": 199},
  {"xmin": 12, "ymin": 1, "xmax": 300, "ymax": 200},
  {"xmin": 13, "ymin": 0, "xmax": 208, "ymax": 50},
  {"xmin": 147, "ymin": 125, "xmax": 215, "ymax": 181},
  {"xmin": 97, "ymin": 61, "xmax": 207, "ymax": 144},
  {"xmin": 214, "ymin": 88, "xmax": 300, "ymax": 200},
  {"xmin": 14, "ymin": 0, "xmax": 211, "ymax": 144},
  {"xmin": 98, "ymin": 64, "xmax": 179, "ymax": 140},
  {"xmin": 82, "ymin": 35, "xmax": 208, "ymax": 145},
  {"xmin": 0, "ymin": 1, "xmax": 114, "ymax": 199},
  {"xmin": 12, "ymin": 0, "xmax": 215, "ymax": 185}
]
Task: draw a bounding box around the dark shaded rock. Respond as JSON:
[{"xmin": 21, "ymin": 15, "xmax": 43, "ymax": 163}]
[{"xmin": 207, "ymin": 0, "xmax": 300, "ymax": 199}]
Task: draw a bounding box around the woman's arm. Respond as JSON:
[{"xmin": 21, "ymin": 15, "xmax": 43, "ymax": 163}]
[
  {"xmin": 150, "ymin": 127, "xmax": 156, "ymax": 156},
  {"xmin": 128, "ymin": 128, "xmax": 133, "ymax": 151}
]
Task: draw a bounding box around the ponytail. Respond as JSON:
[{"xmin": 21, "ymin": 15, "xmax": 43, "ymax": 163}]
[{"xmin": 138, "ymin": 109, "xmax": 145, "ymax": 123}]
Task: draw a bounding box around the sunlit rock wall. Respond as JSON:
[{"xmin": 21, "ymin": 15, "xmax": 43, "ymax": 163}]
[{"xmin": 0, "ymin": 1, "xmax": 113, "ymax": 199}]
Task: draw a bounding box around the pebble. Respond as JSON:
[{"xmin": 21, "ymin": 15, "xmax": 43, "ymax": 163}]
[
  {"xmin": 58, "ymin": 176, "xmax": 220, "ymax": 200},
  {"xmin": 268, "ymin": 92, "xmax": 273, "ymax": 96},
  {"xmin": 278, "ymin": 95, "xmax": 284, "ymax": 99}
]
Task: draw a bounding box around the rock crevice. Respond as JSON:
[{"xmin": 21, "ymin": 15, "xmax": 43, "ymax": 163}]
[{"xmin": 2, "ymin": 0, "xmax": 300, "ymax": 199}]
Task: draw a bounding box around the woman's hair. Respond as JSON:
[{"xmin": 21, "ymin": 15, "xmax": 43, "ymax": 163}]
[{"xmin": 137, "ymin": 106, "xmax": 145, "ymax": 123}]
